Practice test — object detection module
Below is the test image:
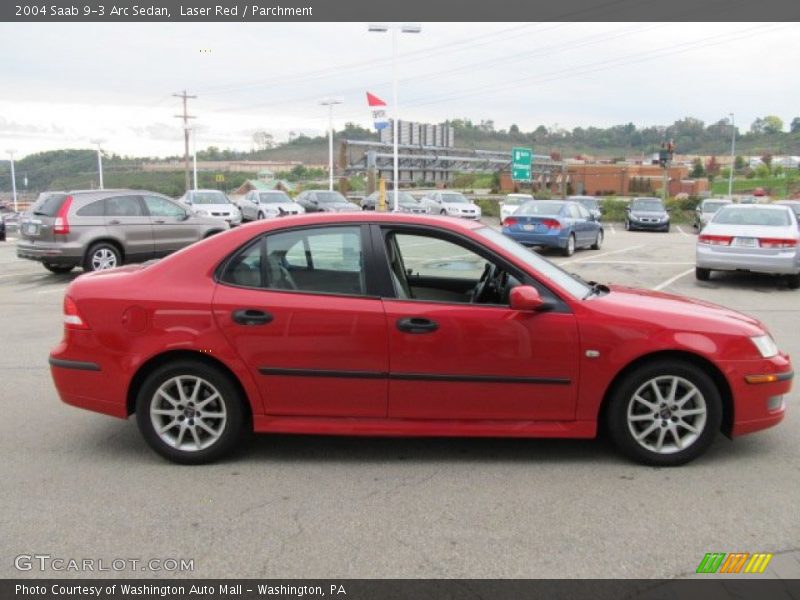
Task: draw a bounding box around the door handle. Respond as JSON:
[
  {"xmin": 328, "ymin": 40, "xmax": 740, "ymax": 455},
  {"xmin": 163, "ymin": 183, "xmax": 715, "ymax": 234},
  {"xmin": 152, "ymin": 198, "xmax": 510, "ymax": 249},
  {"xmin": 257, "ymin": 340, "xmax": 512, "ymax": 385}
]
[
  {"xmin": 232, "ymin": 309, "xmax": 274, "ymax": 326},
  {"xmin": 396, "ymin": 317, "xmax": 438, "ymax": 334},
  {"xmin": 108, "ymin": 219, "xmax": 121, "ymax": 225},
  {"xmin": 153, "ymin": 219, "xmax": 166, "ymax": 224}
]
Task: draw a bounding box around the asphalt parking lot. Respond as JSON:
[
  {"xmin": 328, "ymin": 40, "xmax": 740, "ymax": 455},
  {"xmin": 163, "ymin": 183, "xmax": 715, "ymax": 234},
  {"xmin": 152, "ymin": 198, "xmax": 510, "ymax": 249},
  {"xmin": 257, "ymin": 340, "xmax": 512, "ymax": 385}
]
[{"xmin": 0, "ymin": 222, "xmax": 798, "ymax": 580}]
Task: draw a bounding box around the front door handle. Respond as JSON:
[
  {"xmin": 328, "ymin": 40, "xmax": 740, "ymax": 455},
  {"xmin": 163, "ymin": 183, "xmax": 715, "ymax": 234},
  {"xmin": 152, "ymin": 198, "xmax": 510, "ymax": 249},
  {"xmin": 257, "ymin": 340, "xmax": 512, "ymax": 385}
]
[
  {"xmin": 232, "ymin": 309, "xmax": 273, "ymax": 326},
  {"xmin": 108, "ymin": 219, "xmax": 121, "ymax": 225},
  {"xmin": 396, "ymin": 317, "xmax": 438, "ymax": 334},
  {"xmin": 153, "ymin": 219, "xmax": 166, "ymax": 224}
]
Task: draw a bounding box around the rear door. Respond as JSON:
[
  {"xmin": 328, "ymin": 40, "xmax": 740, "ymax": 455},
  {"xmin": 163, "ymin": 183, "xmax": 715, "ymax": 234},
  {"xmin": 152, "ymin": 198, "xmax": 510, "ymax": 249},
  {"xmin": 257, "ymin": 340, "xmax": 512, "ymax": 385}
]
[
  {"xmin": 103, "ymin": 195, "xmax": 153, "ymax": 261},
  {"xmin": 213, "ymin": 224, "xmax": 389, "ymax": 417},
  {"xmin": 141, "ymin": 194, "xmax": 199, "ymax": 256}
]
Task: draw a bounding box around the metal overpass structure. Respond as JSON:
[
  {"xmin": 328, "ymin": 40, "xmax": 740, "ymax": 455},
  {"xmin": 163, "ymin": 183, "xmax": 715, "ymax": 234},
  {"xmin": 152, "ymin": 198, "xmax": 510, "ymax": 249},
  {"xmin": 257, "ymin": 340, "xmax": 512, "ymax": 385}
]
[{"xmin": 339, "ymin": 140, "xmax": 566, "ymax": 191}]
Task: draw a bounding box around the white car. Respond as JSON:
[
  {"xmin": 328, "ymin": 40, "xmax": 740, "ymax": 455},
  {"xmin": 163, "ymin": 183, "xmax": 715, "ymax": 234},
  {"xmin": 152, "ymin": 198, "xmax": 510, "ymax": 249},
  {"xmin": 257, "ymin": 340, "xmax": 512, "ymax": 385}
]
[
  {"xmin": 696, "ymin": 204, "xmax": 800, "ymax": 288},
  {"xmin": 500, "ymin": 193, "xmax": 533, "ymax": 223},
  {"xmin": 239, "ymin": 190, "xmax": 304, "ymax": 221},
  {"xmin": 420, "ymin": 191, "xmax": 482, "ymax": 220},
  {"xmin": 178, "ymin": 189, "xmax": 242, "ymax": 226}
]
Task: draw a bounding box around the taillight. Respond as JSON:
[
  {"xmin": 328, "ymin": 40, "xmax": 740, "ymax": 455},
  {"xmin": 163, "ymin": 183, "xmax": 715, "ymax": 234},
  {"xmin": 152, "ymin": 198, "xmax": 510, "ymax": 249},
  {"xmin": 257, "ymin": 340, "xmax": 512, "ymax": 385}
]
[
  {"xmin": 54, "ymin": 195, "xmax": 73, "ymax": 235},
  {"xmin": 759, "ymin": 238, "xmax": 797, "ymax": 249},
  {"xmin": 541, "ymin": 218, "xmax": 561, "ymax": 230},
  {"xmin": 63, "ymin": 295, "xmax": 89, "ymax": 329},
  {"xmin": 503, "ymin": 217, "xmax": 518, "ymax": 226},
  {"xmin": 698, "ymin": 234, "xmax": 732, "ymax": 246}
]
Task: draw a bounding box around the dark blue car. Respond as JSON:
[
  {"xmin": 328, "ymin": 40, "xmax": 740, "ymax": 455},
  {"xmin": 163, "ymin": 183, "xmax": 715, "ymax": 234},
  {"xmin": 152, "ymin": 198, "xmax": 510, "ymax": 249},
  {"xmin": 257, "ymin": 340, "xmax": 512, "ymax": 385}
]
[{"xmin": 501, "ymin": 200, "xmax": 603, "ymax": 256}]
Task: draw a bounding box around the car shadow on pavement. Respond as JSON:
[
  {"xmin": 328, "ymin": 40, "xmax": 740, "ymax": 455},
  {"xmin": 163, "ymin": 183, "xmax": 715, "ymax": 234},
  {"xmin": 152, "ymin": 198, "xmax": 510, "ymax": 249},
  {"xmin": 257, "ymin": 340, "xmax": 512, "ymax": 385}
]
[{"xmin": 694, "ymin": 270, "xmax": 798, "ymax": 292}]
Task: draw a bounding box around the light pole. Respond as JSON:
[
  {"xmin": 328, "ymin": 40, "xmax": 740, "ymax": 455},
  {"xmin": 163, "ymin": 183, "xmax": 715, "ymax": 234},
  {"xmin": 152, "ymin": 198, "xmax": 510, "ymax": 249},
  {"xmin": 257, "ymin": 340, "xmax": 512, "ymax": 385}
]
[
  {"xmin": 90, "ymin": 139, "xmax": 105, "ymax": 190},
  {"xmin": 319, "ymin": 98, "xmax": 343, "ymax": 192},
  {"xmin": 727, "ymin": 113, "xmax": 736, "ymax": 199},
  {"xmin": 190, "ymin": 127, "xmax": 198, "ymax": 191},
  {"xmin": 368, "ymin": 22, "xmax": 422, "ymax": 211},
  {"xmin": 7, "ymin": 150, "xmax": 17, "ymax": 212}
]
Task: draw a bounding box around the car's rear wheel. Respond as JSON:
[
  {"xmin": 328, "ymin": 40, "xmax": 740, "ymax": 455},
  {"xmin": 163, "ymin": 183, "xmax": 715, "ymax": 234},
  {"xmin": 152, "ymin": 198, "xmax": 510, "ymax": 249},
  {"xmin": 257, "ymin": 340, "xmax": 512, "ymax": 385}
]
[
  {"xmin": 562, "ymin": 233, "xmax": 576, "ymax": 257},
  {"xmin": 44, "ymin": 263, "xmax": 74, "ymax": 274},
  {"xmin": 695, "ymin": 267, "xmax": 711, "ymax": 281},
  {"xmin": 591, "ymin": 229, "xmax": 603, "ymax": 250},
  {"xmin": 135, "ymin": 360, "xmax": 246, "ymax": 464},
  {"xmin": 606, "ymin": 360, "xmax": 721, "ymax": 466},
  {"xmin": 787, "ymin": 273, "xmax": 800, "ymax": 289},
  {"xmin": 84, "ymin": 242, "xmax": 121, "ymax": 272}
]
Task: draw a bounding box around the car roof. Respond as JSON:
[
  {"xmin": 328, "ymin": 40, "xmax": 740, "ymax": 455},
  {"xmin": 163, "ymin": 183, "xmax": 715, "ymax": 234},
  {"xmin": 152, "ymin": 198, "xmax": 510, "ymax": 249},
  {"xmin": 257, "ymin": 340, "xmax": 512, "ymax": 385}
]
[{"xmin": 246, "ymin": 211, "xmax": 485, "ymax": 231}]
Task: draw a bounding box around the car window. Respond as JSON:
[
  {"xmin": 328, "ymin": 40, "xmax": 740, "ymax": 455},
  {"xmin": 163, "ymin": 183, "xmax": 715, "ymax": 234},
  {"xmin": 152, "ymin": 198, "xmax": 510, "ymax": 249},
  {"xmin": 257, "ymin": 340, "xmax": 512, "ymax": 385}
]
[
  {"xmin": 143, "ymin": 196, "xmax": 186, "ymax": 218},
  {"xmin": 517, "ymin": 202, "xmax": 563, "ymax": 216},
  {"xmin": 268, "ymin": 226, "xmax": 365, "ymax": 295},
  {"xmin": 394, "ymin": 233, "xmax": 488, "ymax": 282},
  {"xmin": 219, "ymin": 239, "xmax": 264, "ymax": 288},
  {"xmin": 76, "ymin": 199, "xmax": 105, "ymax": 217},
  {"xmin": 575, "ymin": 204, "xmax": 590, "ymax": 219},
  {"xmin": 191, "ymin": 191, "xmax": 230, "ymax": 205},
  {"xmin": 105, "ymin": 196, "xmax": 144, "ymax": 217},
  {"xmin": 713, "ymin": 207, "xmax": 791, "ymax": 227}
]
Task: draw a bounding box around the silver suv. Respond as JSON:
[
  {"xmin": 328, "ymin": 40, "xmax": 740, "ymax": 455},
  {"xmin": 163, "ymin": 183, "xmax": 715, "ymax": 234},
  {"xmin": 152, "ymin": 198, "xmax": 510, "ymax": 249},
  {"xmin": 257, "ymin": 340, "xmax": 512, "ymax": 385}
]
[{"xmin": 17, "ymin": 190, "xmax": 229, "ymax": 273}]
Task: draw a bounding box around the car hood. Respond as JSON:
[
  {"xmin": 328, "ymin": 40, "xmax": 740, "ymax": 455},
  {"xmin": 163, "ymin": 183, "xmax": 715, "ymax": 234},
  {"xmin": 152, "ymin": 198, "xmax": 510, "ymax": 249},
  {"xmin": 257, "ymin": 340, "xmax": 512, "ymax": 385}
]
[
  {"xmin": 593, "ymin": 284, "xmax": 765, "ymax": 336},
  {"xmin": 191, "ymin": 204, "xmax": 237, "ymax": 213},
  {"xmin": 323, "ymin": 203, "xmax": 360, "ymax": 212},
  {"xmin": 263, "ymin": 202, "xmax": 302, "ymax": 212}
]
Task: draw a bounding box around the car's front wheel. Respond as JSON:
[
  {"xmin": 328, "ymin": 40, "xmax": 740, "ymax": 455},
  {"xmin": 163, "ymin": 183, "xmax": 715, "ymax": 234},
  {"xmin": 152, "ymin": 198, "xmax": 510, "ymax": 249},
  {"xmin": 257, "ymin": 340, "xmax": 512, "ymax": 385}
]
[
  {"xmin": 591, "ymin": 229, "xmax": 603, "ymax": 250},
  {"xmin": 84, "ymin": 242, "xmax": 121, "ymax": 272},
  {"xmin": 135, "ymin": 360, "xmax": 247, "ymax": 464},
  {"xmin": 606, "ymin": 360, "xmax": 722, "ymax": 466}
]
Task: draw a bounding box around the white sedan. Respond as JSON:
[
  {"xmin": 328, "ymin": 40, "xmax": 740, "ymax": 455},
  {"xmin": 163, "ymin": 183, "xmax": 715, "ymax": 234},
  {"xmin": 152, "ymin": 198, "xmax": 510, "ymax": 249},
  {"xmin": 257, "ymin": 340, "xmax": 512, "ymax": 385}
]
[
  {"xmin": 500, "ymin": 193, "xmax": 533, "ymax": 223},
  {"xmin": 696, "ymin": 204, "xmax": 800, "ymax": 288},
  {"xmin": 239, "ymin": 190, "xmax": 305, "ymax": 221}
]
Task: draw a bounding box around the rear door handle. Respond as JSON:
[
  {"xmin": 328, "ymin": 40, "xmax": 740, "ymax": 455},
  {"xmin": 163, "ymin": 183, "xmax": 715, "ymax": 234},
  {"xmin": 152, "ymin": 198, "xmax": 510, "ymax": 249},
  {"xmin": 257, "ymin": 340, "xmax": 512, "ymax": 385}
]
[
  {"xmin": 396, "ymin": 317, "xmax": 438, "ymax": 334},
  {"xmin": 108, "ymin": 219, "xmax": 121, "ymax": 225},
  {"xmin": 153, "ymin": 219, "xmax": 166, "ymax": 224},
  {"xmin": 232, "ymin": 309, "xmax": 274, "ymax": 326}
]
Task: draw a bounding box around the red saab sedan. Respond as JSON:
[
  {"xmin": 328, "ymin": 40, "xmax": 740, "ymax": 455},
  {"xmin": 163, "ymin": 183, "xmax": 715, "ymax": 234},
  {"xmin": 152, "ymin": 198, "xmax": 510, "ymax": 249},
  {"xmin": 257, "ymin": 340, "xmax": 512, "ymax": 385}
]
[{"xmin": 49, "ymin": 213, "xmax": 792, "ymax": 465}]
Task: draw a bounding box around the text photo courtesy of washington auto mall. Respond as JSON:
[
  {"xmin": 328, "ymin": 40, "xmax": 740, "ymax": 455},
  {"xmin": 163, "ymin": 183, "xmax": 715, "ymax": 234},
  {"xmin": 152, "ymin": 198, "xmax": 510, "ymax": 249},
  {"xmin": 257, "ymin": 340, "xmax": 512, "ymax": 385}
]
[{"xmin": 0, "ymin": 1, "xmax": 799, "ymax": 599}]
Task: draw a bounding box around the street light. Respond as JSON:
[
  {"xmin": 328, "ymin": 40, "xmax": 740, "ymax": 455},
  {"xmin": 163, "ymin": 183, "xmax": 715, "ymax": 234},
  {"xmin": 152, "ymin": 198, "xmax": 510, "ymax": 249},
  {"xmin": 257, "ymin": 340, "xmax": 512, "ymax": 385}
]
[
  {"xmin": 6, "ymin": 150, "xmax": 17, "ymax": 212},
  {"xmin": 319, "ymin": 97, "xmax": 344, "ymax": 192},
  {"xmin": 368, "ymin": 22, "xmax": 422, "ymax": 211},
  {"xmin": 728, "ymin": 113, "xmax": 736, "ymax": 200},
  {"xmin": 89, "ymin": 139, "xmax": 105, "ymax": 190},
  {"xmin": 190, "ymin": 127, "xmax": 198, "ymax": 191}
]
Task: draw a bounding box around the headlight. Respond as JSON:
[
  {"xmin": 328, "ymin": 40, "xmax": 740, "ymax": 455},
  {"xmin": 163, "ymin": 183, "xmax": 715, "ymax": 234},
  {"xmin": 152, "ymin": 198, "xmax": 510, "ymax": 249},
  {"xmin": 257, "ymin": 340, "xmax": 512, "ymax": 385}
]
[{"xmin": 751, "ymin": 334, "xmax": 779, "ymax": 358}]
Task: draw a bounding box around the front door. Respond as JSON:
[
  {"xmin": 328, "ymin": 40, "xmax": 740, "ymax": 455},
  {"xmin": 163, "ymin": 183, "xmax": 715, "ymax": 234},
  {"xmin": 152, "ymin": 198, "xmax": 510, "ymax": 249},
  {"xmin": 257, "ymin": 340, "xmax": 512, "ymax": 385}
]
[
  {"xmin": 141, "ymin": 194, "xmax": 199, "ymax": 256},
  {"xmin": 103, "ymin": 194, "xmax": 153, "ymax": 262},
  {"xmin": 379, "ymin": 228, "xmax": 580, "ymax": 421},
  {"xmin": 213, "ymin": 224, "xmax": 389, "ymax": 417}
]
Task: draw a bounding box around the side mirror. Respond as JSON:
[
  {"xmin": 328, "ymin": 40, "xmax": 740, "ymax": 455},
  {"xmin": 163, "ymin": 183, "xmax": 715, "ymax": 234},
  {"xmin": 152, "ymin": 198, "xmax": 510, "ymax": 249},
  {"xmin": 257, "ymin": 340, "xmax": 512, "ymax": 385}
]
[
  {"xmin": 666, "ymin": 207, "xmax": 672, "ymax": 212},
  {"xmin": 509, "ymin": 285, "xmax": 547, "ymax": 312},
  {"xmin": 625, "ymin": 206, "xmax": 631, "ymax": 212}
]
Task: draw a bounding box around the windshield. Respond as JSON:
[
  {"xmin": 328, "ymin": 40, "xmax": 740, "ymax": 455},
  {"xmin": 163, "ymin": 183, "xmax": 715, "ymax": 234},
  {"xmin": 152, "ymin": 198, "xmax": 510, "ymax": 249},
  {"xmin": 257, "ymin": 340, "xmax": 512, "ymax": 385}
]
[
  {"xmin": 504, "ymin": 195, "xmax": 532, "ymax": 206},
  {"xmin": 576, "ymin": 198, "xmax": 598, "ymax": 210},
  {"xmin": 316, "ymin": 192, "xmax": 347, "ymax": 203},
  {"xmin": 702, "ymin": 201, "xmax": 728, "ymax": 213},
  {"xmin": 441, "ymin": 193, "xmax": 469, "ymax": 204},
  {"xmin": 631, "ymin": 199, "xmax": 664, "ymax": 211},
  {"xmin": 259, "ymin": 192, "xmax": 291, "ymax": 204},
  {"xmin": 713, "ymin": 207, "xmax": 791, "ymax": 227},
  {"xmin": 191, "ymin": 191, "xmax": 230, "ymax": 205},
  {"xmin": 370, "ymin": 192, "xmax": 418, "ymax": 204},
  {"xmin": 517, "ymin": 201, "xmax": 563, "ymax": 216},
  {"xmin": 475, "ymin": 227, "xmax": 590, "ymax": 300}
]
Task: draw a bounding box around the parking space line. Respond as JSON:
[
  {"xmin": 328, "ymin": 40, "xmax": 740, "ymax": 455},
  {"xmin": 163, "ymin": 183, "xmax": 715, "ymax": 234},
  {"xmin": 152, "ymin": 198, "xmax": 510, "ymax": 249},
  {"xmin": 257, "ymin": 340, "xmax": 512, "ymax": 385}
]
[
  {"xmin": 676, "ymin": 226, "xmax": 691, "ymax": 237},
  {"xmin": 560, "ymin": 244, "xmax": 646, "ymax": 266},
  {"xmin": 35, "ymin": 287, "xmax": 66, "ymax": 295},
  {"xmin": 609, "ymin": 223, "xmax": 616, "ymax": 234},
  {"xmin": 582, "ymin": 261, "xmax": 694, "ymax": 265},
  {"xmin": 652, "ymin": 267, "xmax": 695, "ymax": 291}
]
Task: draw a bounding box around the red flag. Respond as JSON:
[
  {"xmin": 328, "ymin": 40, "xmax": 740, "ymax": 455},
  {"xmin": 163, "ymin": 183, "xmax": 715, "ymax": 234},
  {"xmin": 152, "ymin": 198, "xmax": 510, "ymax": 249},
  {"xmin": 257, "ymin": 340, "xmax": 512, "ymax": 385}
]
[{"xmin": 366, "ymin": 92, "xmax": 386, "ymax": 107}]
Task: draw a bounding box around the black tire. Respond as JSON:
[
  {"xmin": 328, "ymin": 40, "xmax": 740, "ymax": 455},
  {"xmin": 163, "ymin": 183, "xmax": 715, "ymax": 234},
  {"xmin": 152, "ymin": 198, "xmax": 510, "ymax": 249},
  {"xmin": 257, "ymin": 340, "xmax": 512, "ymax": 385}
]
[
  {"xmin": 695, "ymin": 267, "xmax": 711, "ymax": 281},
  {"xmin": 606, "ymin": 360, "xmax": 722, "ymax": 466},
  {"xmin": 257, "ymin": 211, "xmax": 265, "ymax": 220},
  {"xmin": 562, "ymin": 233, "xmax": 576, "ymax": 257},
  {"xmin": 591, "ymin": 229, "xmax": 603, "ymax": 250},
  {"xmin": 663, "ymin": 224, "xmax": 671, "ymax": 233},
  {"xmin": 787, "ymin": 273, "xmax": 800, "ymax": 290},
  {"xmin": 44, "ymin": 263, "xmax": 74, "ymax": 274},
  {"xmin": 135, "ymin": 360, "xmax": 247, "ymax": 465},
  {"xmin": 440, "ymin": 209, "xmax": 447, "ymax": 215},
  {"xmin": 83, "ymin": 242, "xmax": 121, "ymax": 272}
]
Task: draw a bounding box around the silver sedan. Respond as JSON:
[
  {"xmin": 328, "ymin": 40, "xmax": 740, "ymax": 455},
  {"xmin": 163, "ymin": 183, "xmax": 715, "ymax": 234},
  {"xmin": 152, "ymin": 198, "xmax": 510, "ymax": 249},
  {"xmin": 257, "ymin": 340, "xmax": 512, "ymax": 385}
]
[{"xmin": 695, "ymin": 204, "xmax": 800, "ymax": 288}]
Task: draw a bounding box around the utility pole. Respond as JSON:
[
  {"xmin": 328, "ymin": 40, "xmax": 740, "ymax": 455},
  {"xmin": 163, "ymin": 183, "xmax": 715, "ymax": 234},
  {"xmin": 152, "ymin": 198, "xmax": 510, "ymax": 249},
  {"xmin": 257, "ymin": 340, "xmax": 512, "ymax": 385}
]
[
  {"xmin": 174, "ymin": 90, "xmax": 196, "ymax": 194},
  {"xmin": 90, "ymin": 139, "xmax": 105, "ymax": 189},
  {"xmin": 7, "ymin": 150, "xmax": 17, "ymax": 212},
  {"xmin": 727, "ymin": 113, "xmax": 736, "ymax": 199}
]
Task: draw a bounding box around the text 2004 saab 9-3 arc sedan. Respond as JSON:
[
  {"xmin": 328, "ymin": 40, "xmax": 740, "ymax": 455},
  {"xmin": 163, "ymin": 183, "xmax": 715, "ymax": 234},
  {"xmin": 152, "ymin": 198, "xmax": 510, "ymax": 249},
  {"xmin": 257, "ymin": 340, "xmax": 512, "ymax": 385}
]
[{"xmin": 49, "ymin": 213, "xmax": 792, "ymax": 466}]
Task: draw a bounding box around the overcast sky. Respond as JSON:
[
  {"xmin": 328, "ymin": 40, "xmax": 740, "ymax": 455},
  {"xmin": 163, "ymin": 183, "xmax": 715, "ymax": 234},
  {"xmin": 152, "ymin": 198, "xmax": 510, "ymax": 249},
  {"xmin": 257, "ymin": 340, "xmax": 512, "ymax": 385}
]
[{"xmin": 1, "ymin": 21, "xmax": 798, "ymax": 158}]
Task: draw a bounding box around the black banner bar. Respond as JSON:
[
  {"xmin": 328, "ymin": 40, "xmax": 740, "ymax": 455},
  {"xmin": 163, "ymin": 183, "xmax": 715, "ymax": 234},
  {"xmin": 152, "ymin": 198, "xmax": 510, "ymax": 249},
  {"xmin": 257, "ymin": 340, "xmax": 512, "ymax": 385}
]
[
  {"xmin": 3, "ymin": 579, "xmax": 800, "ymax": 600},
  {"xmin": 2, "ymin": 0, "xmax": 800, "ymax": 22}
]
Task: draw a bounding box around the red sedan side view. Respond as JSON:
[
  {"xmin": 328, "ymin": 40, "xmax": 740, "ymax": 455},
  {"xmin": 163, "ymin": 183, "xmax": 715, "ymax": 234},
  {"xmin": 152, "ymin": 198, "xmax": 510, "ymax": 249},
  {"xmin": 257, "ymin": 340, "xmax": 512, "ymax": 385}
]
[{"xmin": 49, "ymin": 213, "xmax": 792, "ymax": 466}]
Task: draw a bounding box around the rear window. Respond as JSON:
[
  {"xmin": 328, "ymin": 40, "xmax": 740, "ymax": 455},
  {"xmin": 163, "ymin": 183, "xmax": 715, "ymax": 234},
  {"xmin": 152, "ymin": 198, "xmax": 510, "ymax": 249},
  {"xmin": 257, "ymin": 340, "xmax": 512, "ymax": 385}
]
[
  {"xmin": 31, "ymin": 193, "xmax": 68, "ymax": 217},
  {"xmin": 713, "ymin": 207, "xmax": 791, "ymax": 227},
  {"xmin": 517, "ymin": 202, "xmax": 564, "ymax": 216}
]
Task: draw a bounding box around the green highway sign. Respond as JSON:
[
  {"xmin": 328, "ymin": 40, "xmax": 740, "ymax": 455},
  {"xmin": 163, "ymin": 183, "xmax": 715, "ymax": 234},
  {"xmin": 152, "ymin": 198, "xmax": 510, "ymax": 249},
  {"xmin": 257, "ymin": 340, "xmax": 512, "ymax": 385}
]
[{"xmin": 511, "ymin": 147, "xmax": 532, "ymax": 181}]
